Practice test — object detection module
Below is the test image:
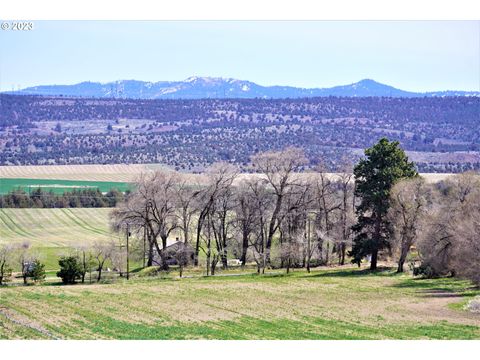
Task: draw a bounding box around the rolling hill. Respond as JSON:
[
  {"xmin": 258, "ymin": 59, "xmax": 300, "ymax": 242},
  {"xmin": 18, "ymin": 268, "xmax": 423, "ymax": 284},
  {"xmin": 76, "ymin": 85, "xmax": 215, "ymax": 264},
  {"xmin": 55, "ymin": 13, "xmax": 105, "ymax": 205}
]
[
  {"xmin": 0, "ymin": 208, "xmax": 113, "ymax": 247},
  {"xmin": 6, "ymin": 77, "xmax": 479, "ymax": 99}
]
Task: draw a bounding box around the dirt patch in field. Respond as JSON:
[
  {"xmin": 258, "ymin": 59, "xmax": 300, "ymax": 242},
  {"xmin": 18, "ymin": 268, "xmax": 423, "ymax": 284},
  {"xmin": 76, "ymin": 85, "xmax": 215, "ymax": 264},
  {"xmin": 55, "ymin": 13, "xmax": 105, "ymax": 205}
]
[{"xmin": 399, "ymin": 292, "xmax": 480, "ymax": 326}]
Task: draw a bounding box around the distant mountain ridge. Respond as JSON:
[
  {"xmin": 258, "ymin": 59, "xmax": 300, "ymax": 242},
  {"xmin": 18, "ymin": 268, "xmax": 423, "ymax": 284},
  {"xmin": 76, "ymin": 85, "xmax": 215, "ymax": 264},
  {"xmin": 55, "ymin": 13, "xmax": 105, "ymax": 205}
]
[{"xmin": 6, "ymin": 77, "xmax": 479, "ymax": 99}]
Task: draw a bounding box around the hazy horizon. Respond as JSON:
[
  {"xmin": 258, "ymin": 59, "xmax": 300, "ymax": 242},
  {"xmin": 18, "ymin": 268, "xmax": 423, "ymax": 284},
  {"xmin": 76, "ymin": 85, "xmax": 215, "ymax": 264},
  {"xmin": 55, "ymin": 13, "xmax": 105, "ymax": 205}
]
[
  {"xmin": 1, "ymin": 20, "xmax": 479, "ymax": 92},
  {"xmin": 7, "ymin": 76, "xmax": 480, "ymax": 94}
]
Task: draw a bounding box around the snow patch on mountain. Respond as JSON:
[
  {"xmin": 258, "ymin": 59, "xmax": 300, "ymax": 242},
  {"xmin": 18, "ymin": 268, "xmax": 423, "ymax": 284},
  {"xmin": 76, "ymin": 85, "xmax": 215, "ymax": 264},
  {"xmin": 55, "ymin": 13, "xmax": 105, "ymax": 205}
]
[{"xmin": 8, "ymin": 77, "xmax": 480, "ymax": 99}]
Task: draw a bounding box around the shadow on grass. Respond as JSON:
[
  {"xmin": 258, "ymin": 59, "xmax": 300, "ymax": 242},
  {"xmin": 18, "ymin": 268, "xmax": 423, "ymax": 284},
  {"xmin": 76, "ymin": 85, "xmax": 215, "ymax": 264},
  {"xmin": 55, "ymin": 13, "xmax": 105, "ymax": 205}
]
[
  {"xmin": 195, "ymin": 271, "xmax": 288, "ymax": 281},
  {"xmin": 301, "ymin": 266, "xmax": 394, "ymax": 278},
  {"xmin": 390, "ymin": 276, "xmax": 480, "ymax": 299},
  {"xmin": 419, "ymin": 290, "xmax": 465, "ymax": 298}
]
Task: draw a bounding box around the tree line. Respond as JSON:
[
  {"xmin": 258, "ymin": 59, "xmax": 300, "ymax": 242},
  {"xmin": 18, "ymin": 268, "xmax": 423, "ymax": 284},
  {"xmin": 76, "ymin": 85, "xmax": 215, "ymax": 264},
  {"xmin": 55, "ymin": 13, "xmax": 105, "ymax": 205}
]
[
  {"xmin": 0, "ymin": 188, "xmax": 126, "ymax": 208},
  {"xmin": 110, "ymin": 147, "xmax": 355, "ymax": 275},
  {"xmin": 110, "ymin": 138, "xmax": 479, "ymax": 284}
]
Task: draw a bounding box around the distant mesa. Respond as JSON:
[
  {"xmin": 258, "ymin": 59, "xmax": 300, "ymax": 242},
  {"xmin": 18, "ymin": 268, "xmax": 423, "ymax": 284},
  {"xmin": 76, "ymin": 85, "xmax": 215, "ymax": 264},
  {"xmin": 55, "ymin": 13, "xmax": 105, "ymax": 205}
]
[{"xmin": 4, "ymin": 77, "xmax": 479, "ymax": 99}]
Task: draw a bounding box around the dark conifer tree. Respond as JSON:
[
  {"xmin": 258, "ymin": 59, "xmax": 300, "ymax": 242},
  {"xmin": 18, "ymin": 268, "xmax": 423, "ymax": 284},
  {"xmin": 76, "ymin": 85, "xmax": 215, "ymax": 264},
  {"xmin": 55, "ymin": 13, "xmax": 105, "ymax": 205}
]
[{"xmin": 349, "ymin": 138, "xmax": 417, "ymax": 270}]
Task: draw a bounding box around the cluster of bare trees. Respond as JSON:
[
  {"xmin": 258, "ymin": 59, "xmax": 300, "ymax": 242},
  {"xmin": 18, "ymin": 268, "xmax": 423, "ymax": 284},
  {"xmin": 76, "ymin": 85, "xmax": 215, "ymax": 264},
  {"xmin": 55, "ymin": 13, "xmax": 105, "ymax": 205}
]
[
  {"xmin": 111, "ymin": 148, "xmax": 357, "ymax": 275},
  {"xmin": 416, "ymin": 173, "xmax": 480, "ymax": 284},
  {"xmin": 61, "ymin": 240, "xmax": 138, "ymax": 284},
  {"xmin": 0, "ymin": 240, "xmax": 131, "ymax": 285},
  {"xmin": 388, "ymin": 178, "xmax": 430, "ymax": 273},
  {"xmin": 388, "ymin": 172, "xmax": 480, "ymax": 285},
  {"xmin": 1, "ymin": 150, "xmax": 477, "ymax": 286},
  {"xmin": 110, "ymin": 146, "xmax": 478, "ymax": 283},
  {"xmin": 0, "ymin": 242, "xmax": 46, "ymax": 285}
]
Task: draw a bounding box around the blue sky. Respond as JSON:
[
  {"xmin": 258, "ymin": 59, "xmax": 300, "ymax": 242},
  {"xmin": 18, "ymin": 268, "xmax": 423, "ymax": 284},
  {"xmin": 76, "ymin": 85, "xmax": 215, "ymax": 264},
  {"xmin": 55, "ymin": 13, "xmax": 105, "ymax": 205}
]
[{"xmin": 0, "ymin": 20, "xmax": 478, "ymax": 92}]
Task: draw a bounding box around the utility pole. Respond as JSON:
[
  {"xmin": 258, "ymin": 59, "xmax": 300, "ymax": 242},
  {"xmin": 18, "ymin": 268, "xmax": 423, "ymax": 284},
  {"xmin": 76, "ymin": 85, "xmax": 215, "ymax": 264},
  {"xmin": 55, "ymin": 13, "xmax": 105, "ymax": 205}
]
[
  {"xmin": 144, "ymin": 201, "xmax": 149, "ymax": 268},
  {"xmin": 143, "ymin": 225, "xmax": 146, "ymax": 268},
  {"xmin": 144, "ymin": 200, "xmax": 152, "ymax": 267},
  {"xmin": 307, "ymin": 215, "xmax": 311, "ymax": 273},
  {"xmin": 126, "ymin": 223, "xmax": 130, "ymax": 280}
]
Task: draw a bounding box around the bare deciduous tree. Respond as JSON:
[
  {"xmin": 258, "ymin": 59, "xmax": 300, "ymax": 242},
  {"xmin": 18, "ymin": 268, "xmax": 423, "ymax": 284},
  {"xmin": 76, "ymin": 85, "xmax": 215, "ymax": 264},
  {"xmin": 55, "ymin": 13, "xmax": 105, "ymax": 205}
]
[
  {"xmin": 92, "ymin": 241, "xmax": 115, "ymax": 282},
  {"xmin": 17, "ymin": 241, "xmax": 32, "ymax": 285},
  {"xmin": 199, "ymin": 213, "xmax": 218, "ymax": 276},
  {"xmin": 417, "ymin": 172, "xmax": 480, "ymax": 284},
  {"xmin": 74, "ymin": 244, "xmax": 94, "ymax": 284},
  {"xmin": 447, "ymin": 172, "xmax": 480, "ymax": 284},
  {"xmin": 193, "ymin": 162, "xmax": 238, "ymax": 266},
  {"xmin": 280, "ymin": 236, "xmax": 302, "ymax": 274},
  {"xmin": 0, "ymin": 244, "xmax": 14, "ymax": 285},
  {"xmin": 111, "ymin": 171, "xmax": 180, "ymax": 270},
  {"xmin": 451, "ymin": 196, "xmax": 480, "ymax": 285},
  {"xmin": 175, "ymin": 177, "xmax": 199, "ymax": 245},
  {"xmin": 389, "ymin": 178, "xmax": 429, "ymax": 272},
  {"xmin": 111, "ymin": 241, "xmax": 127, "ymax": 277},
  {"xmin": 313, "ymin": 164, "xmax": 340, "ymax": 265},
  {"xmin": 247, "ymin": 178, "xmax": 271, "ymax": 273},
  {"xmin": 278, "ymin": 180, "xmax": 312, "ymax": 268},
  {"xmin": 336, "ymin": 159, "xmax": 356, "ymax": 265},
  {"xmin": 210, "ymin": 183, "xmax": 236, "ymax": 269},
  {"xmin": 234, "ymin": 180, "xmax": 258, "ymax": 266},
  {"xmin": 302, "ymin": 210, "xmax": 321, "ymax": 273},
  {"xmin": 251, "ymin": 147, "xmax": 307, "ymax": 265}
]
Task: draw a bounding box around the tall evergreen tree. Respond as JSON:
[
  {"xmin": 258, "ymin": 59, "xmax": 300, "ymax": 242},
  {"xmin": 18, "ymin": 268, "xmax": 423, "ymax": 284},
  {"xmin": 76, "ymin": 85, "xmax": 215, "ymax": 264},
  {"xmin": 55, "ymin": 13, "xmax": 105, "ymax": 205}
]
[{"xmin": 349, "ymin": 138, "xmax": 418, "ymax": 270}]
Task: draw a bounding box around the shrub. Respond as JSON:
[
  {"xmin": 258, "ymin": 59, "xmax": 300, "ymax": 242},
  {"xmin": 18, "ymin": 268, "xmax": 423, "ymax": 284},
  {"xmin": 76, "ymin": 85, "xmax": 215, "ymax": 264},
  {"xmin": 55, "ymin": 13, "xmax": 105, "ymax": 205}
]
[
  {"xmin": 137, "ymin": 266, "xmax": 162, "ymax": 277},
  {"xmin": 57, "ymin": 256, "xmax": 83, "ymax": 284},
  {"xmin": 466, "ymin": 297, "xmax": 480, "ymax": 313},
  {"xmin": 27, "ymin": 259, "xmax": 46, "ymax": 283},
  {"xmin": 413, "ymin": 264, "xmax": 436, "ymax": 278},
  {"xmin": 0, "ymin": 265, "xmax": 12, "ymax": 285}
]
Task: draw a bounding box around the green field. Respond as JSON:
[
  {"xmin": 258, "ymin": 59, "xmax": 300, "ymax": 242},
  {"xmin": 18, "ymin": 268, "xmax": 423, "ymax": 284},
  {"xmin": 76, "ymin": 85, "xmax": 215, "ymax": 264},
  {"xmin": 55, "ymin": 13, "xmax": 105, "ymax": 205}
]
[
  {"xmin": 0, "ymin": 207, "xmax": 181, "ymax": 270},
  {"xmin": 0, "ymin": 268, "xmax": 478, "ymax": 340},
  {"xmin": 0, "ymin": 178, "xmax": 132, "ymax": 195},
  {"xmin": 0, "ymin": 208, "xmax": 117, "ymax": 269},
  {"xmin": 0, "ymin": 208, "xmax": 113, "ymax": 246}
]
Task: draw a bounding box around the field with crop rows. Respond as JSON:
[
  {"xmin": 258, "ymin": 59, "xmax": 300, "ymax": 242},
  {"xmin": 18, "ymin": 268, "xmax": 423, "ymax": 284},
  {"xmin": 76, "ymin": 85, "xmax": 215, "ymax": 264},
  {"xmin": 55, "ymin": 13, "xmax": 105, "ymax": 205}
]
[
  {"xmin": 0, "ymin": 208, "xmax": 113, "ymax": 247},
  {"xmin": 0, "ymin": 164, "xmax": 454, "ymax": 183},
  {"xmin": 0, "ymin": 207, "xmax": 180, "ymax": 270},
  {"xmin": 0, "ymin": 164, "xmax": 147, "ymax": 182},
  {"xmin": 0, "ymin": 267, "xmax": 479, "ymax": 340},
  {"xmin": 0, "ymin": 208, "xmax": 118, "ymax": 269},
  {"xmin": 0, "ymin": 164, "xmax": 170, "ymax": 182}
]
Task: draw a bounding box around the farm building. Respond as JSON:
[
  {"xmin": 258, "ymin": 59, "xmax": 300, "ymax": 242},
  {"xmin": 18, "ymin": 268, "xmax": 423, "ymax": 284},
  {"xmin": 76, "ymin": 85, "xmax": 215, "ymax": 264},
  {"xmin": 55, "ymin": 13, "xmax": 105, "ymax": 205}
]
[{"xmin": 152, "ymin": 239, "xmax": 195, "ymax": 266}]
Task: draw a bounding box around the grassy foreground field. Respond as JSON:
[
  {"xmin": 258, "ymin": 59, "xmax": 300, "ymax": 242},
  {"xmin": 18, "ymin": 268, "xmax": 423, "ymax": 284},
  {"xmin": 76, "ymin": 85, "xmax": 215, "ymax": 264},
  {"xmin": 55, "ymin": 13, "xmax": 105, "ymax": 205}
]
[{"xmin": 0, "ymin": 267, "xmax": 478, "ymax": 340}]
